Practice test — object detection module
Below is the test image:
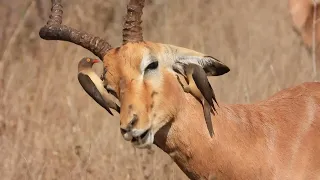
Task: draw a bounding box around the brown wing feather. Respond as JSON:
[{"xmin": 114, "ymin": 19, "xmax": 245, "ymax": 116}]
[
  {"xmin": 78, "ymin": 73, "xmax": 114, "ymax": 115},
  {"xmin": 191, "ymin": 64, "xmax": 217, "ymax": 110}
]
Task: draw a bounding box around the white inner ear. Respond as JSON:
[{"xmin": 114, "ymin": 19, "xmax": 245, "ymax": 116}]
[
  {"xmin": 175, "ymin": 56, "xmax": 205, "ymax": 65},
  {"xmin": 172, "ymin": 56, "xmax": 212, "ymax": 75},
  {"xmin": 177, "ymin": 56, "xmax": 218, "ymax": 66},
  {"xmin": 173, "ymin": 56, "xmax": 224, "ymax": 76}
]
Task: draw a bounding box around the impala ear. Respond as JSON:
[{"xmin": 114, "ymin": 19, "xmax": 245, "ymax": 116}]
[
  {"xmin": 169, "ymin": 45, "xmax": 230, "ymax": 76},
  {"xmin": 288, "ymin": 0, "xmax": 320, "ymax": 48}
]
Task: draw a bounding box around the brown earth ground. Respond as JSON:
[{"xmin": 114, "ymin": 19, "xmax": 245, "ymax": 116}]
[{"xmin": 0, "ymin": 0, "xmax": 318, "ymax": 179}]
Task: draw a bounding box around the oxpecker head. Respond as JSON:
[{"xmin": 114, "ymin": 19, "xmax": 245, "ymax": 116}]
[{"xmin": 78, "ymin": 57, "xmax": 100, "ymax": 71}]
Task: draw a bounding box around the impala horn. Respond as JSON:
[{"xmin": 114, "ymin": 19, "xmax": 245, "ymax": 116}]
[
  {"xmin": 39, "ymin": 0, "xmax": 112, "ymax": 60},
  {"xmin": 122, "ymin": 0, "xmax": 145, "ymax": 44}
]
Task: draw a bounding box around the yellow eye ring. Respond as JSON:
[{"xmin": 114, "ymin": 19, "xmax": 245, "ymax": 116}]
[{"xmin": 86, "ymin": 58, "xmax": 90, "ymax": 62}]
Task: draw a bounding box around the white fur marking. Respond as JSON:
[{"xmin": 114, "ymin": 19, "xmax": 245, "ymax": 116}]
[{"xmin": 139, "ymin": 49, "xmax": 152, "ymax": 74}]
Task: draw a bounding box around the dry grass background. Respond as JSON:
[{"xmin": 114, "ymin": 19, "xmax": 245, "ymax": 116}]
[{"xmin": 0, "ymin": 0, "xmax": 317, "ymax": 179}]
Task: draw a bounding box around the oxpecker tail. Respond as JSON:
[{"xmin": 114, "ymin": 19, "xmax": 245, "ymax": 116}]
[{"xmin": 204, "ymin": 100, "xmax": 214, "ymax": 137}]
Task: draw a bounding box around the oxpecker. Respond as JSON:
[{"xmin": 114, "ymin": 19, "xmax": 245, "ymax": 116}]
[
  {"xmin": 78, "ymin": 57, "xmax": 120, "ymax": 115},
  {"xmin": 177, "ymin": 63, "xmax": 218, "ymax": 137}
]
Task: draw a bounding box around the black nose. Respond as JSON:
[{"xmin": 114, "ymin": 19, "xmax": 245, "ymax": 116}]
[
  {"xmin": 120, "ymin": 127, "xmax": 128, "ymax": 135},
  {"xmin": 120, "ymin": 114, "xmax": 138, "ymax": 134}
]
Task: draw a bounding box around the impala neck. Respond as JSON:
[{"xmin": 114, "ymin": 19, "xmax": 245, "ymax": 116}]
[{"xmin": 154, "ymin": 93, "xmax": 271, "ymax": 180}]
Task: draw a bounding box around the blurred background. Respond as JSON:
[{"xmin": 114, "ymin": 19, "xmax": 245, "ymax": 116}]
[{"xmin": 0, "ymin": 0, "xmax": 318, "ymax": 179}]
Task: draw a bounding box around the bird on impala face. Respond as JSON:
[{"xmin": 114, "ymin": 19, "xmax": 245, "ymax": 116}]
[
  {"xmin": 77, "ymin": 57, "xmax": 120, "ymax": 115},
  {"xmin": 176, "ymin": 63, "xmax": 218, "ymax": 137}
]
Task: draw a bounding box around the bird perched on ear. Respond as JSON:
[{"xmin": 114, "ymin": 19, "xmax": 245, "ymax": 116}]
[
  {"xmin": 78, "ymin": 57, "xmax": 120, "ymax": 115},
  {"xmin": 176, "ymin": 63, "xmax": 218, "ymax": 137}
]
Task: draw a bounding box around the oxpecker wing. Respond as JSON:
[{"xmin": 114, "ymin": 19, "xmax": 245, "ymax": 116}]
[
  {"xmin": 191, "ymin": 64, "xmax": 218, "ymax": 111},
  {"xmin": 78, "ymin": 73, "xmax": 114, "ymax": 115}
]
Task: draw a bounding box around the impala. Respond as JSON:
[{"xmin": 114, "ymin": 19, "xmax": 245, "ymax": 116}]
[{"xmin": 39, "ymin": 0, "xmax": 320, "ymax": 179}]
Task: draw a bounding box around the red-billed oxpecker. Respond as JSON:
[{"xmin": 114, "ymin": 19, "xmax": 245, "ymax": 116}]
[
  {"xmin": 77, "ymin": 57, "xmax": 120, "ymax": 115},
  {"xmin": 177, "ymin": 63, "xmax": 218, "ymax": 137}
]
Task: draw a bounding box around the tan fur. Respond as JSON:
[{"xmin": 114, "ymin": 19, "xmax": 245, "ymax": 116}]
[
  {"xmin": 155, "ymin": 82, "xmax": 320, "ymax": 180},
  {"xmin": 99, "ymin": 41, "xmax": 320, "ymax": 179}
]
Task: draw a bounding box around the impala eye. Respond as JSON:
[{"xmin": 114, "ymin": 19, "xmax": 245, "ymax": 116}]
[{"xmin": 145, "ymin": 61, "xmax": 159, "ymax": 71}]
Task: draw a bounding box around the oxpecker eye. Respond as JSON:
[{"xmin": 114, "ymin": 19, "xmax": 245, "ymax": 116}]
[{"xmin": 145, "ymin": 61, "xmax": 158, "ymax": 71}]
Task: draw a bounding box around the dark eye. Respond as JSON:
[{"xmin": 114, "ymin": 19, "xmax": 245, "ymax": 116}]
[{"xmin": 145, "ymin": 61, "xmax": 159, "ymax": 71}]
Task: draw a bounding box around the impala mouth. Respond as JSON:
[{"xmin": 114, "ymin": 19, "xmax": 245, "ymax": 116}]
[
  {"xmin": 131, "ymin": 129, "xmax": 150, "ymax": 142},
  {"xmin": 131, "ymin": 129, "xmax": 153, "ymax": 148}
]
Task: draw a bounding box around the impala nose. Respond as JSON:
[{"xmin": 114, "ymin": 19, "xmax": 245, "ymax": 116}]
[
  {"xmin": 120, "ymin": 128, "xmax": 133, "ymax": 141},
  {"xmin": 120, "ymin": 114, "xmax": 139, "ymax": 141}
]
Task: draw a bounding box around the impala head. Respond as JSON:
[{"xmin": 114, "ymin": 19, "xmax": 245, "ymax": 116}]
[{"xmin": 39, "ymin": 0, "xmax": 230, "ymax": 148}]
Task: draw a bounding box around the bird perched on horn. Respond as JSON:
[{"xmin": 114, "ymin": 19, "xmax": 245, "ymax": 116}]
[
  {"xmin": 177, "ymin": 63, "xmax": 218, "ymax": 137},
  {"xmin": 77, "ymin": 57, "xmax": 120, "ymax": 115}
]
